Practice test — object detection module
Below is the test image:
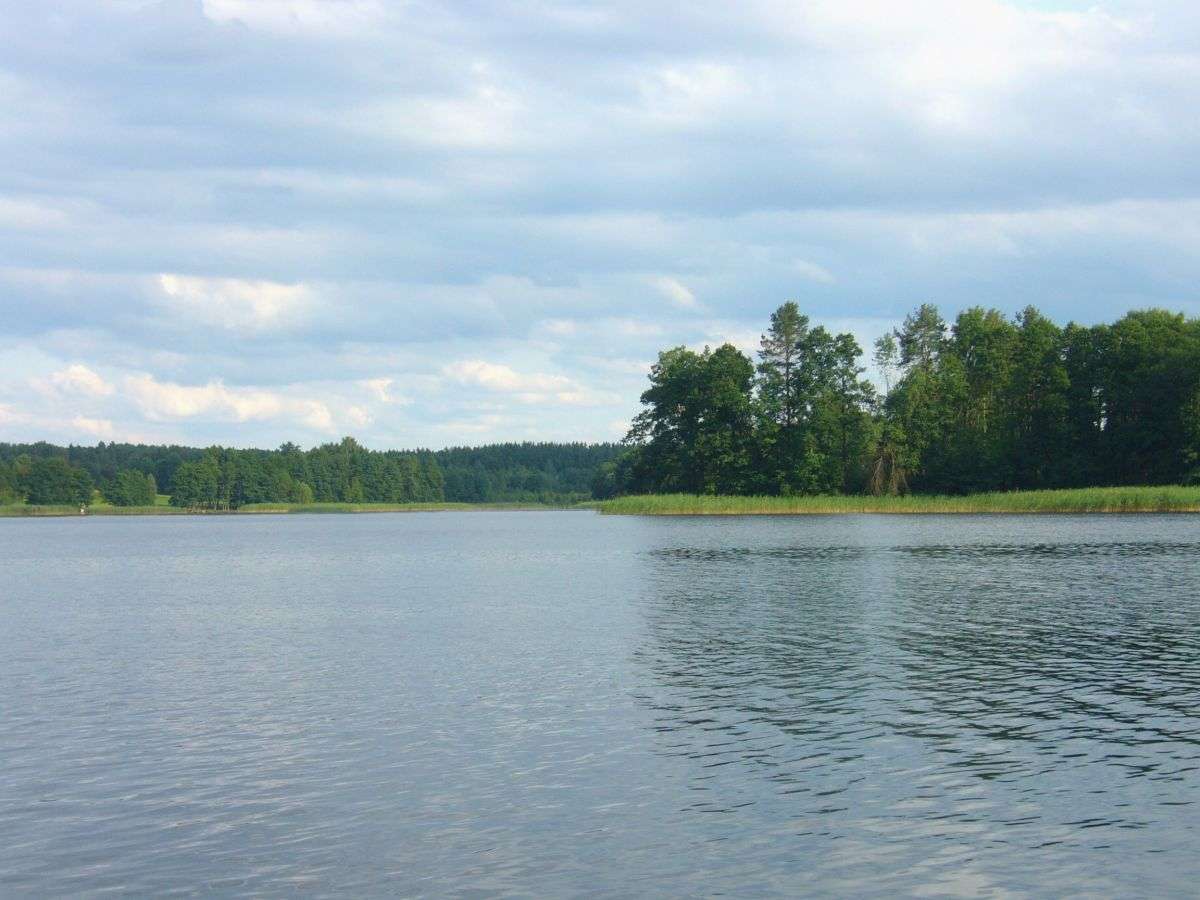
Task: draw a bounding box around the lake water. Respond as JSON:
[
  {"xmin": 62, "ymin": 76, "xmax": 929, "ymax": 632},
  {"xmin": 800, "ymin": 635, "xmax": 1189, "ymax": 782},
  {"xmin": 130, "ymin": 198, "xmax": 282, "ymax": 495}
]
[{"xmin": 1, "ymin": 512, "xmax": 1198, "ymax": 896}]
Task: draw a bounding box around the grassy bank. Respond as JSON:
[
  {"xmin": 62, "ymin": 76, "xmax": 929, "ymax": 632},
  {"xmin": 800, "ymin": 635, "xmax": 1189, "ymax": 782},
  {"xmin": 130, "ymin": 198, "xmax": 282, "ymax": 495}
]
[
  {"xmin": 599, "ymin": 486, "xmax": 1200, "ymax": 515},
  {"xmin": 0, "ymin": 501, "xmax": 580, "ymax": 517}
]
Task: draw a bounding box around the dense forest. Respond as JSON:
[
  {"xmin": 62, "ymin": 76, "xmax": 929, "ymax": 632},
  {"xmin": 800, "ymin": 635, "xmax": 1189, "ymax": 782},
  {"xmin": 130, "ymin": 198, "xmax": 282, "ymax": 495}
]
[
  {"xmin": 596, "ymin": 303, "xmax": 1200, "ymax": 497},
  {"xmin": 0, "ymin": 439, "xmax": 620, "ymax": 508}
]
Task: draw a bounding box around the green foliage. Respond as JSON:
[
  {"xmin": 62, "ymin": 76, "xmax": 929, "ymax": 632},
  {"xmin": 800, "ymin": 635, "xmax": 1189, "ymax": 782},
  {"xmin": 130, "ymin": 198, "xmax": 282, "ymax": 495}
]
[
  {"xmin": 165, "ymin": 440, "xmax": 445, "ymax": 510},
  {"xmin": 618, "ymin": 301, "xmax": 1200, "ymax": 499},
  {"xmin": 0, "ymin": 458, "xmax": 22, "ymax": 504},
  {"xmin": 0, "ymin": 439, "xmax": 620, "ymax": 510},
  {"xmin": 623, "ymin": 305, "xmax": 877, "ymax": 497},
  {"xmin": 22, "ymin": 457, "xmax": 93, "ymax": 506},
  {"xmin": 105, "ymin": 469, "xmax": 157, "ymax": 506},
  {"xmin": 624, "ymin": 343, "xmax": 757, "ymax": 494}
]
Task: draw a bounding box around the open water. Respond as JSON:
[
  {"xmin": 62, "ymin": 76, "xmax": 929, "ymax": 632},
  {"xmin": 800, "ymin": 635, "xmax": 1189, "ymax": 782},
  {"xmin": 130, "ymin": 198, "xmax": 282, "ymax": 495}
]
[{"xmin": 1, "ymin": 512, "xmax": 1198, "ymax": 896}]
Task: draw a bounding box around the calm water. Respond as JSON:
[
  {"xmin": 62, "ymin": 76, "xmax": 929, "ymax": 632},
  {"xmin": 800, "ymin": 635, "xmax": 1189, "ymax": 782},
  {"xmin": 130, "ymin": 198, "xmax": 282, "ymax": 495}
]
[{"xmin": 1, "ymin": 512, "xmax": 1198, "ymax": 896}]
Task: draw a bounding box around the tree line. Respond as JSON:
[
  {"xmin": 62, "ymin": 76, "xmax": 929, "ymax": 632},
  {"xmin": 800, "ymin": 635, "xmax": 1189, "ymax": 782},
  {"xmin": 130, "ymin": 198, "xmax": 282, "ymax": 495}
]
[
  {"xmin": 0, "ymin": 439, "xmax": 621, "ymax": 507},
  {"xmin": 595, "ymin": 303, "xmax": 1200, "ymax": 497}
]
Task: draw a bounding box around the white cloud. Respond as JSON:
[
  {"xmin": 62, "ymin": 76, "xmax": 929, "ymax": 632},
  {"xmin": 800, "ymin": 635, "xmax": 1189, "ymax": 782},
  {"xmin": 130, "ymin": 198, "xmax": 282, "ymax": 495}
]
[
  {"xmin": 3, "ymin": 0, "xmax": 1200, "ymax": 448},
  {"xmin": 637, "ymin": 62, "xmax": 747, "ymax": 128},
  {"xmin": 45, "ymin": 364, "xmax": 114, "ymax": 398},
  {"xmin": 156, "ymin": 274, "xmax": 316, "ymax": 333},
  {"xmin": 359, "ymin": 377, "xmax": 400, "ymax": 403},
  {"xmin": 793, "ymin": 260, "xmax": 836, "ymax": 284},
  {"xmin": 648, "ymin": 276, "xmax": 699, "ymax": 309},
  {"xmin": 443, "ymin": 359, "xmax": 573, "ymax": 394},
  {"xmin": 442, "ymin": 359, "xmax": 619, "ymax": 406},
  {"xmin": 0, "ymin": 196, "xmax": 70, "ymax": 230},
  {"xmin": 125, "ymin": 373, "xmax": 335, "ymax": 432}
]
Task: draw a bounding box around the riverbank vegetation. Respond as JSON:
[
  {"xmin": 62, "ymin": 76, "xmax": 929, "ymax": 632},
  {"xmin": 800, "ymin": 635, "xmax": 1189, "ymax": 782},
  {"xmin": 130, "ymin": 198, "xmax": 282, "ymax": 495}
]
[
  {"xmin": 601, "ymin": 486, "xmax": 1200, "ymax": 515},
  {"xmin": 0, "ymin": 440, "xmax": 619, "ymax": 510},
  {"xmin": 594, "ymin": 303, "xmax": 1200, "ymax": 500},
  {"xmin": 0, "ymin": 500, "xmax": 578, "ymax": 517}
]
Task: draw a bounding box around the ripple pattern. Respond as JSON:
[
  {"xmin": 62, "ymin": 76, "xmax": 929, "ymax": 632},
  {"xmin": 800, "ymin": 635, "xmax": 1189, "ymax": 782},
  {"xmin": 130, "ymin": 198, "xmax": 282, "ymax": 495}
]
[{"xmin": 1, "ymin": 512, "xmax": 1198, "ymax": 895}]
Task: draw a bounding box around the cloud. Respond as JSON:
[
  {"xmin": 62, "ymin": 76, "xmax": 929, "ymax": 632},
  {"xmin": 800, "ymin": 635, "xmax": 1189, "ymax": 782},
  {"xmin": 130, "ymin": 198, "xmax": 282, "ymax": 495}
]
[
  {"xmin": 443, "ymin": 359, "xmax": 572, "ymax": 395},
  {"xmin": 2, "ymin": 0, "xmax": 1200, "ymax": 447},
  {"xmin": 44, "ymin": 364, "xmax": 115, "ymax": 398},
  {"xmin": 648, "ymin": 276, "xmax": 700, "ymax": 309},
  {"xmin": 359, "ymin": 377, "xmax": 402, "ymax": 403},
  {"xmin": 442, "ymin": 359, "xmax": 618, "ymax": 406},
  {"xmin": 156, "ymin": 274, "xmax": 315, "ymax": 333},
  {"xmin": 793, "ymin": 260, "xmax": 836, "ymax": 284},
  {"xmin": 125, "ymin": 373, "xmax": 334, "ymax": 431}
]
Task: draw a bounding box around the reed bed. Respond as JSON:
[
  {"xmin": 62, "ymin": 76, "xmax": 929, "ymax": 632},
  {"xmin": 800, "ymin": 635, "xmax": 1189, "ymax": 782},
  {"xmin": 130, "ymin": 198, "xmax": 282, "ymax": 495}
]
[
  {"xmin": 0, "ymin": 504, "xmax": 188, "ymax": 517},
  {"xmin": 599, "ymin": 486, "xmax": 1200, "ymax": 516}
]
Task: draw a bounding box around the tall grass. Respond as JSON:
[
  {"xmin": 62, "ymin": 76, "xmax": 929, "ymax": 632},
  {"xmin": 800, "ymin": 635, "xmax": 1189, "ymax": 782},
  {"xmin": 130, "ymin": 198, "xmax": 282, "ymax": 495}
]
[
  {"xmin": 600, "ymin": 486, "xmax": 1200, "ymax": 515},
  {"xmin": 0, "ymin": 504, "xmax": 189, "ymax": 517}
]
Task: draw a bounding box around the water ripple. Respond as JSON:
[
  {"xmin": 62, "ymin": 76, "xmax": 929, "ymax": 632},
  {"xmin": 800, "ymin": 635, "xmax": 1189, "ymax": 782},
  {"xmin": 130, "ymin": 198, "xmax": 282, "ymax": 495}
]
[{"xmin": 1, "ymin": 512, "xmax": 1198, "ymax": 895}]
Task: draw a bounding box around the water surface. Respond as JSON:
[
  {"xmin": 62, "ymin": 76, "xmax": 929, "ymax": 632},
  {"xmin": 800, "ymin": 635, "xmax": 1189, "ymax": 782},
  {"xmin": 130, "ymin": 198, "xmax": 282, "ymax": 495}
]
[{"xmin": 1, "ymin": 512, "xmax": 1198, "ymax": 895}]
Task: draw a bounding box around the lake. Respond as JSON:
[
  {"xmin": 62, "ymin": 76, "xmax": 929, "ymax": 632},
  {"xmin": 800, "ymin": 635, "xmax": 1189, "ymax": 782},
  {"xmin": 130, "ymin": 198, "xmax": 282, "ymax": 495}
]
[{"xmin": 1, "ymin": 512, "xmax": 1198, "ymax": 896}]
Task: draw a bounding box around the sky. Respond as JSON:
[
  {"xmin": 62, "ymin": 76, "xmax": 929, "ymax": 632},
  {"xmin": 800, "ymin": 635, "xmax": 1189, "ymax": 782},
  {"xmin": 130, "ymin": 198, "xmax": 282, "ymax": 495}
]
[{"xmin": 2, "ymin": 0, "xmax": 1199, "ymax": 450}]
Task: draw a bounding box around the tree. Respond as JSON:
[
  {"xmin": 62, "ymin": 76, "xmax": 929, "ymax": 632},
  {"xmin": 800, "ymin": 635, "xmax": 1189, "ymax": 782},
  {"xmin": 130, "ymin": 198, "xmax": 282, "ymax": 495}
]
[
  {"xmin": 1097, "ymin": 310, "xmax": 1200, "ymax": 485},
  {"xmin": 1004, "ymin": 306, "xmax": 1069, "ymax": 488},
  {"xmin": 625, "ymin": 344, "xmax": 756, "ymax": 494},
  {"xmin": 756, "ymin": 304, "xmax": 843, "ymax": 494},
  {"xmin": 24, "ymin": 457, "xmax": 93, "ymax": 506},
  {"xmin": 0, "ymin": 460, "xmax": 20, "ymax": 504},
  {"xmin": 896, "ymin": 303, "xmax": 946, "ymax": 372},
  {"xmin": 107, "ymin": 469, "xmax": 157, "ymax": 506},
  {"xmin": 873, "ymin": 333, "xmax": 899, "ymax": 395},
  {"xmin": 816, "ymin": 332, "xmax": 876, "ymax": 493},
  {"xmin": 170, "ymin": 457, "xmax": 219, "ymax": 509},
  {"xmin": 757, "ymin": 302, "xmax": 811, "ymax": 430}
]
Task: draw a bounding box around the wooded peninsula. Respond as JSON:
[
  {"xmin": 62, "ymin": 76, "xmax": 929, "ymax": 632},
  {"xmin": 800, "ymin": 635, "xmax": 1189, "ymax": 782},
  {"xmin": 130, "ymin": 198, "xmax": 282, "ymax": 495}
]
[
  {"xmin": 594, "ymin": 303, "xmax": 1200, "ymax": 504},
  {"xmin": 3, "ymin": 302, "xmax": 1200, "ymax": 516}
]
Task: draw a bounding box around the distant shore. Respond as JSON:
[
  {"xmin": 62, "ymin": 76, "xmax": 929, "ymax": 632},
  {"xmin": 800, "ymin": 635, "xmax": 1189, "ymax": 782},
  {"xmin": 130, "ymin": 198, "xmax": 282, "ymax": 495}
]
[
  {"xmin": 8, "ymin": 486, "xmax": 1200, "ymax": 517},
  {"xmin": 599, "ymin": 486, "xmax": 1200, "ymax": 515},
  {"xmin": 0, "ymin": 501, "xmax": 589, "ymax": 518}
]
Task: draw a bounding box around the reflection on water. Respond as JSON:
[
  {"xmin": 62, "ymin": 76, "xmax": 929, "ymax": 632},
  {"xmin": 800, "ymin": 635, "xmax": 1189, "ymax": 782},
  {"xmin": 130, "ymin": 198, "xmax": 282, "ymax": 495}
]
[
  {"xmin": 1, "ymin": 513, "xmax": 1198, "ymax": 895},
  {"xmin": 634, "ymin": 520, "xmax": 1200, "ymax": 894}
]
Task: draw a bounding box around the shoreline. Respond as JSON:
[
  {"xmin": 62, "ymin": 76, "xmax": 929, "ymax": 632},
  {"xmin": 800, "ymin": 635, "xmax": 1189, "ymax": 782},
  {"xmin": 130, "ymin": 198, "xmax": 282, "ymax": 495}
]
[
  {"xmin": 0, "ymin": 502, "xmax": 592, "ymax": 518},
  {"xmin": 8, "ymin": 486, "xmax": 1200, "ymax": 517},
  {"xmin": 599, "ymin": 487, "xmax": 1200, "ymax": 516}
]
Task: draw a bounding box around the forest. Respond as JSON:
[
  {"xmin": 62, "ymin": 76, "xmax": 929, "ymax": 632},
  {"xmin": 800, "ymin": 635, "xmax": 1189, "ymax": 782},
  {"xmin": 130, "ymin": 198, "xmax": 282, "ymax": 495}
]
[
  {"xmin": 595, "ymin": 303, "xmax": 1200, "ymax": 498},
  {"xmin": 0, "ymin": 439, "xmax": 620, "ymax": 508}
]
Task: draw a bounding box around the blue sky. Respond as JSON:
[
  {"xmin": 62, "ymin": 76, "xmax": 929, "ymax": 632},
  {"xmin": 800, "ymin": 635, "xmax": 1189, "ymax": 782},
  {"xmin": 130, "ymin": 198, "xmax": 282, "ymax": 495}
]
[{"xmin": 2, "ymin": 0, "xmax": 1198, "ymax": 449}]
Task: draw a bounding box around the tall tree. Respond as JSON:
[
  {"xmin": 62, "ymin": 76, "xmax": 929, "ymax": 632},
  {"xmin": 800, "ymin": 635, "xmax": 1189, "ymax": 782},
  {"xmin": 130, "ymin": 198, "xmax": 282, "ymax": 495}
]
[
  {"xmin": 757, "ymin": 302, "xmax": 810, "ymax": 430},
  {"xmin": 816, "ymin": 332, "xmax": 876, "ymax": 493},
  {"xmin": 896, "ymin": 303, "xmax": 947, "ymax": 372}
]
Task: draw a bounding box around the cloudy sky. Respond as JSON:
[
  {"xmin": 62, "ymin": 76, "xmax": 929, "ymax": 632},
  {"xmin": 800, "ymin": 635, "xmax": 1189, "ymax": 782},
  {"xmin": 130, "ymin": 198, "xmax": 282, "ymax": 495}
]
[{"xmin": 2, "ymin": 0, "xmax": 1198, "ymax": 449}]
